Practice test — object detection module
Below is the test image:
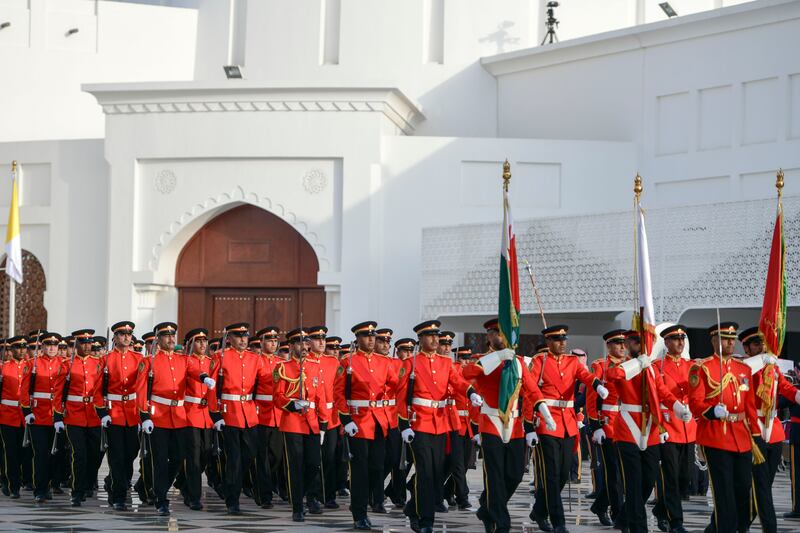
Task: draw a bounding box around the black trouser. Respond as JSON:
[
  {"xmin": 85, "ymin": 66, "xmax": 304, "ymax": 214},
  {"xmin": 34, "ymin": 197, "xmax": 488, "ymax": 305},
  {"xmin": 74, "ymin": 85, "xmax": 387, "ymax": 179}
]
[
  {"xmin": 531, "ymin": 434, "xmax": 573, "ymax": 528},
  {"xmin": 751, "ymin": 438, "xmax": 782, "ymax": 533},
  {"xmin": 588, "ymin": 438, "xmax": 602, "ymax": 495},
  {"xmin": 384, "ymin": 427, "xmax": 407, "ymax": 505},
  {"xmin": 65, "ymin": 425, "xmax": 102, "ymax": 500},
  {"xmin": 336, "ymin": 434, "xmax": 349, "ymax": 490},
  {"xmin": 252, "ymin": 425, "xmax": 274, "ymax": 505},
  {"xmin": 319, "ymin": 425, "xmax": 339, "ymax": 504},
  {"xmin": 181, "ymin": 427, "xmax": 213, "ymax": 504},
  {"xmin": 21, "ymin": 443, "xmax": 32, "ymax": 486},
  {"xmin": 149, "ymin": 427, "xmax": 187, "ymax": 507},
  {"xmin": 221, "ymin": 425, "xmax": 256, "ymax": 507},
  {"xmin": 1, "ymin": 425, "xmax": 23, "ymax": 493},
  {"xmin": 267, "ymin": 426, "xmax": 286, "ymax": 498},
  {"xmin": 349, "ymin": 429, "xmax": 386, "ymax": 519},
  {"xmin": 106, "ymin": 424, "xmax": 138, "ymax": 504},
  {"xmin": 29, "ymin": 424, "xmax": 57, "ymax": 497},
  {"xmin": 653, "ymin": 441, "xmax": 687, "ymax": 528},
  {"xmin": 284, "ymin": 431, "xmax": 321, "ymax": 513},
  {"xmin": 703, "ymin": 445, "xmax": 752, "ymax": 533},
  {"xmin": 134, "ymin": 430, "xmax": 155, "ymax": 502},
  {"xmin": 477, "ymin": 434, "xmax": 525, "ymax": 533},
  {"xmin": 404, "ymin": 431, "xmax": 446, "ymax": 529},
  {"xmin": 616, "ymin": 441, "xmax": 660, "ymax": 533},
  {"xmin": 590, "ymin": 437, "xmax": 623, "ymax": 522},
  {"xmin": 443, "ymin": 431, "xmax": 470, "ymax": 506},
  {"xmin": 791, "ymin": 441, "xmax": 800, "ymax": 513}
]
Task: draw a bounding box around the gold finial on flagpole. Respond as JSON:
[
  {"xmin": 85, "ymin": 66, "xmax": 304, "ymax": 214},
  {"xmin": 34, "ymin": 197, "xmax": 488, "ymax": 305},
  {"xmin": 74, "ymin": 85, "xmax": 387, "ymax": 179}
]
[
  {"xmin": 634, "ymin": 173, "xmax": 643, "ymax": 201},
  {"xmin": 503, "ymin": 159, "xmax": 511, "ymax": 192},
  {"xmin": 11, "ymin": 160, "xmax": 17, "ymax": 174},
  {"xmin": 776, "ymin": 169, "xmax": 784, "ymax": 199}
]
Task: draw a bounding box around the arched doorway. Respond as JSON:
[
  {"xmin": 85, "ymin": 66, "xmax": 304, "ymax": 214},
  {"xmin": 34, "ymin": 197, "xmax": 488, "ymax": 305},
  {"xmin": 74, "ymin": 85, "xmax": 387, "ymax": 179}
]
[
  {"xmin": 176, "ymin": 204, "xmax": 325, "ymax": 336},
  {"xmin": 0, "ymin": 250, "xmax": 48, "ymax": 336}
]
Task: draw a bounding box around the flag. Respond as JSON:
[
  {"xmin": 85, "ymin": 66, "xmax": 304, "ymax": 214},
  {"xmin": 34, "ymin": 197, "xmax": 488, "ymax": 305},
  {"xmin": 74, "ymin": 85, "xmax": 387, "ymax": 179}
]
[
  {"xmin": 4, "ymin": 166, "xmax": 22, "ymax": 284},
  {"xmin": 758, "ymin": 201, "xmax": 786, "ymax": 356},
  {"xmin": 498, "ymin": 176, "xmax": 521, "ymax": 425},
  {"xmin": 633, "ymin": 202, "xmax": 655, "ymax": 356}
]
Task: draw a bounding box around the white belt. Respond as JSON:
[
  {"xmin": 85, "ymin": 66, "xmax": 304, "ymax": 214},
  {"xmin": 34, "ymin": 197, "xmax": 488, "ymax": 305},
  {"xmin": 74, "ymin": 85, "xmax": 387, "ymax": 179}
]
[
  {"xmin": 544, "ymin": 399, "xmax": 574, "ymax": 408},
  {"xmin": 347, "ymin": 399, "xmax": 395, "ymax": 408},
  {"xmin": 66, "ymin": 395, "xmax": 93, "ymax": 404},
  {"xmin": 32, "ymin": 392, "xmax": 54, "ymax": 400},
  {"xmin": 446, "ymin": 399, "xmax": 456, "ymax": 406},
  {"xmin": 255, "ymin": 394, "xmax": 273, "ymax": 402},
  {"xmin": 620, "ymin": 403, "xmax": 643, "ymax": 413},
  {"xmin": 1, "ymin": 399, "xmax": 19, "ymax": 407},
  {"xmin": 602, "ymin": 405, "xmax": 620, "ymax": 413},
  {"xmin": 457, "ymin": 410, "xmax": 469, "ymax": 417},
  {"xmin": 480, "ymin": 403, "xmax": 519, "ymax": 418},
  {"xmin": 184, "ymin": 395, "xmax": 208, "ymax": 406},
  {"xmin": 412, "ymin": 398, "xmax": 447, "ymax": 408},
  {"xmin": 106, "ymin": 393, "xmax": 136, "ymax": 402},
  {"xmin": 326, "ymin": 402, "xmax": 334, "ymax": 409},
  {"xmin": 151, "ymin": 395, "xmax": 184, "ymax": 407},
  {"xmin": 221, "ymin": 393, "xmax": 253, "ymax": 402}
]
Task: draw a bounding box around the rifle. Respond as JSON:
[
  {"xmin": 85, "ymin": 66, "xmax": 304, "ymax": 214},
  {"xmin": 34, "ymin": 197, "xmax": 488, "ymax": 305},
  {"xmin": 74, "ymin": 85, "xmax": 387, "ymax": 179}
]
[
  {"xmin": 23, "ymin": 331, "xmax": 43, "ymax": 448},
  {"xmin": 524, "ymin": 260, "xmax": 549, "ymax": 388},
  {"xmin": 399, "ymin": 340, "xmax": 420, "ymax": 471},
  {"xmin": 143, "ymin": 327, "xmax": 158, "ymax": 457},
  {"xmin": 100, "ymin": 327, "xmax": 111, "ymax": 453},
  {"xmin": 214, "ymin": 328, "xmax": 229, "ymax": 457},
  {"xmin": 341, "ymin": 338, "xmax": 356, "ymax": 463},
  {"xmin": 298, "ymin": 314, "xmax": 307, "ymax": 414}
]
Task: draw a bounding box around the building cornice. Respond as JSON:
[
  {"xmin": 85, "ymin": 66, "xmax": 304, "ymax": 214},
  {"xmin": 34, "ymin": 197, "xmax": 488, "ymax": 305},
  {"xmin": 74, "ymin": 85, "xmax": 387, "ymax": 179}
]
[
  {"xmin": 83, "ymin": 81, "xmax": 425, "ymax": 134},
  {"xmin": 481, "ymin": 0, "xmax": 800, "ymax": 76}
]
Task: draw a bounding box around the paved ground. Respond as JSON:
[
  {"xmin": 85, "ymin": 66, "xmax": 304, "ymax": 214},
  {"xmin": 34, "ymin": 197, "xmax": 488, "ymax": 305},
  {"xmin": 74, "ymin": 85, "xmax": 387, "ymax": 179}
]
[{"xmin": 1, "ymin": 460, "xmax": 797, "ymax": 532}]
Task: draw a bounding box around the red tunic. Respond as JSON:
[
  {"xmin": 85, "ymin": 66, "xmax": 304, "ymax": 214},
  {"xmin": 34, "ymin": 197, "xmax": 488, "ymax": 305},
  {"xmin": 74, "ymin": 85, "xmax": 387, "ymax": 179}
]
[
  {"xmin": 207, "ymin": 348, "xmax": 267, "ymax": 429},
  {"xmin": 274, "ymin": 357, "xmax": 327, "ymax": 435},
  {"xmin": 334, "ymin": 351, "xmax": 398, "ymax": 439},
  {"xmin": 103, "ymin": 348, "xmax": 142, "ymax": 427},
  {"xmin": 184, "ymin": 354, "xmax": 215, "ymax": 429},
  {"xmin": 255, "ymin": 353, "xmax": 281, "ymax": 428},
  {"xmin": 396, "ymin": 352, "xmax": 471, "ymax": 435},
  {"xmin": 688, "ymin": 356, "xmax": 759, "ymax": 453},
  {"xmin": 59, "ymin": 355, "xmax": 104, "ymax": 427},
  {"xmin": 586, "ymin": 356, "xmax": 621, "ymax": 440},
  {"xmin": 317, "ymin": 353, "xmax": 341, "ymax": 429},
  {"xmin": 529, "ymin": 352, "xmax": 598, "ymax": 439},
  {"xmin": 751, "ymin": 363, "xmax": 796, "ymax": 444},
  {"xmin": 20, "ymin": 355, "xmax": 64, "ymax": 426},
  {"xmin": 135, "ymin": 350, "xmax": 192, "ymax": 429},
  {"xmin": 462, "ymin": 353, "xmax": 544, "ymax": 441},
  {"xmin": 656, "ymin": 355, "xmax": 697, "ymax": 444},
  {"xmin": 0, "ymin": 358, "xmax": 29, "ymax": 427}
]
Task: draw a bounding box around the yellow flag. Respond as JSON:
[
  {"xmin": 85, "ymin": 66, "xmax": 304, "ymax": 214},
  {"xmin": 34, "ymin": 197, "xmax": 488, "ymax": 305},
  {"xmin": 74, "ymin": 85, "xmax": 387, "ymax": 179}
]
[{"xmin": 5, "ymin": 163, "xmax": 22, "ymax": 284}]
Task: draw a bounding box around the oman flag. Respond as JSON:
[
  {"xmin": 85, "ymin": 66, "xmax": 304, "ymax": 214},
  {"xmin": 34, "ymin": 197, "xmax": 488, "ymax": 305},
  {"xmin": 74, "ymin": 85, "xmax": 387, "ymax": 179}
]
[{"xmin": 759, "ymin": 198, "xmax": 786, "ymax": 356}]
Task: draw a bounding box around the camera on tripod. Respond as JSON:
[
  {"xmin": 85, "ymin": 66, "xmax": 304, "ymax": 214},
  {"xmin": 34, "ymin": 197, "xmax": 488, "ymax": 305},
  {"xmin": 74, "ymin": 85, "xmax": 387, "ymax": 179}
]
[{"xmin": 542, "ymin": 1, "xmax": 560, "ymax": 45}]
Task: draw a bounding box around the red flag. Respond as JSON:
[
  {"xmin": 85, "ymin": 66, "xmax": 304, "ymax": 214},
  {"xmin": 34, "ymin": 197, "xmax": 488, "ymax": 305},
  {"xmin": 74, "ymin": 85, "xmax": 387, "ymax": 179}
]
[{"xmin": 759, "ymin": 203, "xmax": 786, "ymax": 356}]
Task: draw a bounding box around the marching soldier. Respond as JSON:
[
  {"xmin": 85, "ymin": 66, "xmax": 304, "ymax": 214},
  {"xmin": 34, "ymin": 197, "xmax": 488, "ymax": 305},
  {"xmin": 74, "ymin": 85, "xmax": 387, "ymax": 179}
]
[
  {"xmin": 437, "ymin": 330, "xmax": 460, "ymax": 512},
  {"xmin": 253, "ymin": 326, "xmax": 282, "ymax": 508},
  {"xmin": 585, "ymin": 330, "xmax": 626, "ymax": 528},
  {"xmin": 20, "ymin": 331, "xmax": 63, "ymax": 503},
  {"xmin": 334, "ymin": 321, "xmax": 398, "ymax": 528},
  {"xmin": 0, "ymin": 335, "xmax": 29, "ymax": 499},
  {"xmin": 372, "ymin": 327, "xmax": 396, "ymax": 511},
  {"xmin": 100, "ymin": 321, "xmax": 142, "ymax": 511},
  {"xmin": 317, "ymin": 331, "xmax": 343, "ymax": 509},
  {"xmin": 689, "ymin": 322, "xmax": 761, "ymax": 533},
  {"xmin": 274, "ymin": 327, "xmax": 328, "ymax": 522},
  {"xmin": 136, "ymin": 322, "xmax": 215, "ymax": 516},
  {"xmin": 327, "ymin": 336, "xmax": 351, "ymax": 499},
  {"xmin": 528, "ymin": 325, "xmax": 609, "ymax": 533},
  {"xmin": 462, "ymin": 318, "xmax": 550, "ymax": 533},
  {"xmin": 207, "ymin": 322, "xmax": 269, "ymax": 514},
  {"xmin": 385, "ymin": 337, "xmax": 414, "ymax": 507},
  {"xmin": 652, "ymin": 325, "xmax": 695, "ymax": 533},
  {"xmin": 741, "ymin": 326, "xmax": 800, "ymax": 533},
  {"xmin": 180, "ymin": 327, "xmax": 215, "ymax": 510},
  {"xmin": 396, "ymin": 320, "xmax": 478, "ymax": 533},
  {"xmin": 56, "ymin": 330, "xmax": 103, "ymax": 507}
]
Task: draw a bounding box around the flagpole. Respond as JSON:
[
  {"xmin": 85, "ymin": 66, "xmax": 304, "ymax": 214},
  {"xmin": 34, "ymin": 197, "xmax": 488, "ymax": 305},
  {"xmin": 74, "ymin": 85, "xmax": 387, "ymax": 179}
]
[{"xmin": 8, "ymin": 161, "xmax": 16, "ymax": 337}]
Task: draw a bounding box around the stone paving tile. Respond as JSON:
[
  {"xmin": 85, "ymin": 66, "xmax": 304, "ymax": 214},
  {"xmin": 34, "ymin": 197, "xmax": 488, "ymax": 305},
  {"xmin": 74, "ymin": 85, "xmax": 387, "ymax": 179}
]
[{"xmin": 0, "ymin": 462, "xmax": 797, "ymax": 532}]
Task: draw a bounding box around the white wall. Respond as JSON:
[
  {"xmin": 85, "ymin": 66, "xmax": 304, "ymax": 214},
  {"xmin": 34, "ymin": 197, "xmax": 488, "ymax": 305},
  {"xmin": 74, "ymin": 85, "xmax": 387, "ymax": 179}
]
[{"xmin": 0, "ymin": 0, "xmax": 197, "ymax": 142}]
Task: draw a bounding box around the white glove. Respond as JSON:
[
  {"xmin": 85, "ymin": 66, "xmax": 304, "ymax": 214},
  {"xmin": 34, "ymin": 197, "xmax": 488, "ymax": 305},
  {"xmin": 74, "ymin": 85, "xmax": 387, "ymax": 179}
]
[
  {"xmin": 762, "ymin": 354, "xmax": 778, "ymax": 366},
  {"xmin": 538, "ymin": 403, "xmax": 557, "ymax": 432},
  {"xmin": 24, "ymin": 413, "xmax": 35, "ymax": 425},
  {"xmin": 344, "ymin": 421, "xmax": 358, "ymax": 437},
  {"xmin": 497, "ymin": 349, "xmax": 515, "ymax": 361},
  {"xmin": 592, "ymin": 428, "xmax": 606, "ymax": 444},
  {"xmin": 401, "ymin": 428, "xmax": 415, "ymax": 443},
  {"xmin": 472, "ymin": 433, "xmax": 481, "ymax": 446},
  {"xmin": 660, "ymin": 432, "xmax": 669, "ymax": 444},
  {"xmin": 320, "ymin": 430, "xmax": 326, "ymax": 444},
  {"xmin": 713, "ymin": 404, "xmax": 729, "ymax": 419},
  {"xmin": 637, "ymin": 355, "xmax": 651, "ymax": 370},
  {"xmin": 101, "ymin": 415, "xmax": 112, "ymax": 428},
  {"xmin": 469, "ymin": 393, "xmax": 484, "ymax": 407},
  {"xmin": 795, "ymin": 391, "xmax": 800, "ymax": 405},
  {"xmin": 526, "ymin": 432, "xmax": 538, "ymax": 447},
  {"xmin": 54, "ymin": 421, "xmax": 65, "ymax": 433},
  {"xmin": 141, "ymin": 419, "xmax": 154, "ymax": 434},
  {"xmin": 596, "ymin": 384, "xmax": 609, "ymax": 400},
  {"xmin": 213, "ymin": 419, "xmax": 225, "ymax": 432},
  {"xmin": 203, "ymin": 377, "xmax": 216, "ymax": 389},
  {"xmin": 672, "ymin": 401, "xmax": 692, "ymax": 423},
  {"xmin": 293, "ymin": 399, "xmax": 310, "ymax": 411},
  {"xmin": 577, "ymin": 420, "xmax": 585, "ymax": 430}
]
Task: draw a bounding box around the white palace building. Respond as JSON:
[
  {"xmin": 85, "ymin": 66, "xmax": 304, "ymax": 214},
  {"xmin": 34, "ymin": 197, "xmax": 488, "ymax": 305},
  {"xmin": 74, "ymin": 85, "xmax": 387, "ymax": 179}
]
[{"xmin": 0, "ymin": 0, "xmax": 799, "ymax": 357}]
